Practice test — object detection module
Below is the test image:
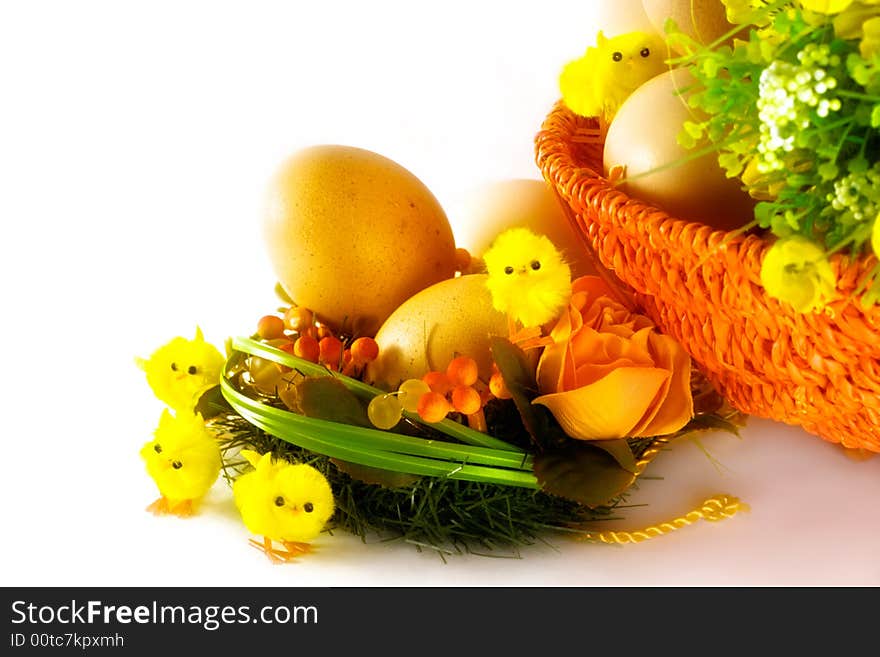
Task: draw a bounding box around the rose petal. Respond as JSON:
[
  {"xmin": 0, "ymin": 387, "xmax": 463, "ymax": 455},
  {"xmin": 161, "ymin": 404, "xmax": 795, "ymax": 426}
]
[
  {"xmin": 634, "ymin": 333, "xmax": 694, "ymax": 436},
  {"xmin": 533, "ymin": 367, "xmax": 671, "ymax": 440}
]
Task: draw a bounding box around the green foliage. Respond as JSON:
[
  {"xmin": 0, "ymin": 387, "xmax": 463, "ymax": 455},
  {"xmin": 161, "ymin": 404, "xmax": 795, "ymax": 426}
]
[
  {"xmin": 213, "ymin": 413, "xmax": 626, "ymax": 558},
  {"xmin": 214, "ymin": 336, "xmax": 746, "ymax": 554},
  {"xmin": 668, "ymin": 2, "xmax": 880, "ymax": 295},
  {"xmin": 533, "ymin": 443, "xmax": 637, "ymax": 509},
  {"xmin": 293, "ymin": 376, "xmax": 372, "ymax": 428}
]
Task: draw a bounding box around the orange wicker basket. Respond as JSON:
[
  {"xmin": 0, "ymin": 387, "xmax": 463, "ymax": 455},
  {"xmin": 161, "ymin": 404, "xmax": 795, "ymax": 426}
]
[{"xmin": 535, "ymin": 101, "xmax": 880, "ymax": 453}]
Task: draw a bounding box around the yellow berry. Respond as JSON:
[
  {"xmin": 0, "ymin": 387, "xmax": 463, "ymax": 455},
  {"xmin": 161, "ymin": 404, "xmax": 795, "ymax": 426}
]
[{"xmin": 398, "ymin": 378, "xmax": 431, "ymax": 413}]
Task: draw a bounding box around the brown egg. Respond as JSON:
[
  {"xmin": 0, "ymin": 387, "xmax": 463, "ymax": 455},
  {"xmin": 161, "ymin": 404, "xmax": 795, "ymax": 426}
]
[
  {"xmin": 641, "ymin": 0, "xmax": 738, "ymax": 53},
  {"xmin": 452, "ymin": 178, "xmax": 599, "ymax": 279},
  {"xmin": 602, "ymin": 67, "xmax": 755, "ymax": 231},
  {"xmin": 262, "ymin": 145, "xmax": 458, "ymax": 338},
  {"xmin": 595, "ymin": 0, "xmax": 658, "ymax": 36},
  {"xmin": 365, "ymin": 274, "xmax": 508, "ymax": 391}
]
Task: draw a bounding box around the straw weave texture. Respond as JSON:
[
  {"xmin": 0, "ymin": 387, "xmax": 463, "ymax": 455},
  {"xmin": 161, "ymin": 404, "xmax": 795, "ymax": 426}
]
[{"xmin": 536, "ymin": 101, "xmax": 880, "ymax": 452}]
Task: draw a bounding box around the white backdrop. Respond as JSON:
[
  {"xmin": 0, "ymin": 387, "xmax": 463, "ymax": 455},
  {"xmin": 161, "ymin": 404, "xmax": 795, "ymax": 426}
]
[{"xmin": 2, "ymin": 0, "xmax": 878, "ymax": 587}]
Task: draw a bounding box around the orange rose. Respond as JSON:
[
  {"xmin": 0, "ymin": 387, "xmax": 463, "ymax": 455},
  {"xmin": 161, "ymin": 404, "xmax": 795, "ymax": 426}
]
[{"xmin": 533, "ymin": 276, "xmax": 693, "ymax": 440}]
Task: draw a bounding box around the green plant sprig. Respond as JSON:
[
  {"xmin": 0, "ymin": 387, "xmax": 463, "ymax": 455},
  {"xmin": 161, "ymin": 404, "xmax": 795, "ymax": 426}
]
[{"xmin": 666, "ymin": 2, "xmax": 880, "ymax": 290}]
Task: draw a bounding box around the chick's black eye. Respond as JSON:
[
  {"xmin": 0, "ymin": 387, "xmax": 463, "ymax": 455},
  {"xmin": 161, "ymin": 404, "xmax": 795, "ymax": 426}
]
[
  {"xmin": 530, "ymin": 260, "xmax": 541, "ymax": 271},
  {"xmin": 154, "ymin": 444, "xmax": 162, "ymax": 454},
  {"xmin": 504, "ymin": 266, "xmax": 514, "ymax": 275},
  {"xmin": 171, "ymin": 460, "xmax": 182, "ymax": 469},
  {"xmin": 612, "ymin": 51, "xmax": 623, "ymax": 62},
  {"xmin": 640, "ymin": 47, "xmax": 650, "ymax": 57},
  {"xmin": 170, "ymin": 362, "xmax": 178, "ymax": 372},
  {"xmin": 303, "ymin": 502, "xmax": 314, "ymax": 513},
  {"xmin": 274, "ymin": 496, "xmax": 285, "ymax": 507},
  {"xmin": 187, "ymin": 365, "xmax": 197, "ymax": 375}
]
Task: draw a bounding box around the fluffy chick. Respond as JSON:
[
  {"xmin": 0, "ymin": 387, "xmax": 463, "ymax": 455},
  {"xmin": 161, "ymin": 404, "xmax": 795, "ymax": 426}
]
[
  {"xmin": 140, "ymin": 409, "xmax": 222, "ymax": 517},
  {"xmin": 137, "ymin": 327, "xmax": 225, "ymax": 413},
  {"xmin": 483, "ymin": 227, "xmax": 572, "ymax": 334},
  {"xmin": 559, "ymin": 30, "xmax": 668, "ymax": 125},
  {"xmin": 233, "ymin": 450, "xmax": 335, "ymax": 564}
]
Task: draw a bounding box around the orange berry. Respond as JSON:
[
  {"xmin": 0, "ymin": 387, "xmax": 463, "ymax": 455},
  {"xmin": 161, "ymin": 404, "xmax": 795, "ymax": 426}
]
[
  {"xmin": 272, "ymin": 340, "xmax": 295, "ymax": 373},
  {"xmin": 489, "ymin": 372, "xmax": 512, "ymax": 400},
  {"xmin": 256, "ymin": 314, "xmax": 286, "ymax": 340},
  {"xmin": 350, "ymin": 337, "xmax": 379, "ymax": 364},
  {"xmin": 294, "ymin": 334, "xmax": 320, "ymax": 362},
  {"xmin": 316, "ymin": 324, "xmax": 334, "ymax": 340},
  {"xmin": 422, "ymin": 371, "xmax": 452, "ymax": 396},
  {"xmin": 454, "ymin": 247, "xmax": 472, "ymax": 273},
  {"xmin": 319, "ymin": 336, "xmax": 344, "ymax": 367},
  {"xmin": 451, "ymin": 386, "xmax": 482, "ymax": 415},
  {"xmin": 417, "ymin": 391, "xmax": 452, "ymax": 423},
  {"xmin": 283, "ymin": 306, "xmax": 314, "ymax": 332},
  {"xmin": 446, "ymin": 356, "xmax": 478, "ymax": 387}
]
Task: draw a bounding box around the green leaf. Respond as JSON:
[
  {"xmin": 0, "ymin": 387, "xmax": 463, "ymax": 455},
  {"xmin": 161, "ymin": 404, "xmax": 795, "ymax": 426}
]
[
  {"xmin": 489, "ymin": 337, "xmax": 565, "ymax": 449},
  {"xmin": 533, "ymin": 443, "xmax": 637, "ymax": 509},
  {"xmin": 330, "ymin": 459, "xmax": 421, "ymax": 489},
  {"xmin": 681, "ymin": 413, "xmax": 744, "ymax": 438},
  {"xmin": 273, "ymin": 282, "xmax": 295, "ymax": 305},
  {"xmin": 194, "ymin": 384, "xmax": 231, "ymax": 420},
  {"xmin": 294, "ymin": 376, "xmax": 372, "ymax": 428},
  {"xmin": 718, "ymin": 152, "xmax": 744, "ymax": 178}
]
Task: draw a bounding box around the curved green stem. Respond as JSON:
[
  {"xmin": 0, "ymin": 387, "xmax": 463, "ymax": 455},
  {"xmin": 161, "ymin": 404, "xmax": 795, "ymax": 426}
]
[
  {"xmin": 229, "ymin": 336, "xmax": 525, "ymax": 453},
  {"xmin": 220, "ymin": 377, "xmax": 539, "ymax": 489}
]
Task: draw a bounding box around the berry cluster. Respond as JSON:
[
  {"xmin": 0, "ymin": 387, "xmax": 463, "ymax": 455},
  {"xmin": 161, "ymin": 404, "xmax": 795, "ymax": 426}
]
[
  {"xmin": 756, "ymin": 46, "xmax": 843, "ymax": 174},
  {"xmin": 245, "ymin": 306, "xmax": 379, "ymax": 396},
  {"xmin": 367, "ymin": 355, "xmax": 513, "ymax": 432}
]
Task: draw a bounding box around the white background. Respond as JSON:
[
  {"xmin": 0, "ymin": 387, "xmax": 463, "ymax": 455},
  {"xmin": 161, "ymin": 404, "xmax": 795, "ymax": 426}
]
[{"xmin": 2, "ymin": 0, "xmax": 879, "ymax": 587}]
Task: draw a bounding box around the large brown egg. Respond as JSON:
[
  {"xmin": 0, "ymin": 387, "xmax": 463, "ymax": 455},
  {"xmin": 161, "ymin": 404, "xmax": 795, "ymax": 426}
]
[
  {"xmin": 262, "ymin": 145, "xmax": 458, "ymax": 337},
  {"xmin": 452, "ymin": 178, "xmax": 599, "ymax": 279},
  {"xmin": 641, "ymin": 0, "xmax": 738, "ymax": 54},
  {"xmin": 603, "ymin": 68, "xmax": 755, "ymax": 231},
  {"xmin": 365, "ymin": 274, "xmax": 508, "ymax": 391}
]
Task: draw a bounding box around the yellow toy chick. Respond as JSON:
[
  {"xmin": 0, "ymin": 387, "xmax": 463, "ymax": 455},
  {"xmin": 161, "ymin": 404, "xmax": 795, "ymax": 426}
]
[
  {"xmin": 233, "ymin": 450, "xmax": 335, "ymax": 564},
  {"xmin": 140, "ymin": 409, "xmax": 222, "ymax": 517},
  {"xmin": 137, "ymin": 327, "xmax": 225, "ymax": 413},
  {"xmin": 483, "ymin": 227, "xmax": 572, "ymax": 347},
  {"xmin": 559, "ymin": 30, "xmax": 668, "ymax": 129}
]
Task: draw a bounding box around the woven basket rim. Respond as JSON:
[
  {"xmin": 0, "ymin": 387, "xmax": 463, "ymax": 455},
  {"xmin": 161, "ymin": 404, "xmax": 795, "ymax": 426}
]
[
  {"xmin": 535, "ymin": 100, "xmax": 879, "ymax": 297},
  {"xmin": 535, "ymin": 100, "xmax": 880, "ymax": 453}
]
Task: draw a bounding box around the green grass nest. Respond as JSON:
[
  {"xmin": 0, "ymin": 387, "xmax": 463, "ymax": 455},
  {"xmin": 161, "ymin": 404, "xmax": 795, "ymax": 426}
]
[{"xmin": 201, "ymin": 336, "xmax": 738, "ymax": 558}]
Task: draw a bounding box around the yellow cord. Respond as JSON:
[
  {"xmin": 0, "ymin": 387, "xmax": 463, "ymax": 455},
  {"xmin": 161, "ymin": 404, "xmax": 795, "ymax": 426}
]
[
  {"xmin": 634, "ymin": 436, "xmax": 671, "ymax": 476},
  {"xmin": 580, "ymin": 494, "xmax": 749, "ymax": 545}
]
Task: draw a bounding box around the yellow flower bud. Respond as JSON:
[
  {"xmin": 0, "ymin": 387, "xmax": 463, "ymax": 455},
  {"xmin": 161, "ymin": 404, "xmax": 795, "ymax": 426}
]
[
  {"xmin": 760, "ymin": 236, "xmax": 837, "ymax": 313},
  {"xmin": 830, "ymin": 1, "xmax": 880, "ymax": 41},
  {"xmin": 799, "ymin": 0, "xmax": 855, "ymax": 14},
  {"xmin": 859, "ymin": 16, "xmax": 880, "ymax": 57}
]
